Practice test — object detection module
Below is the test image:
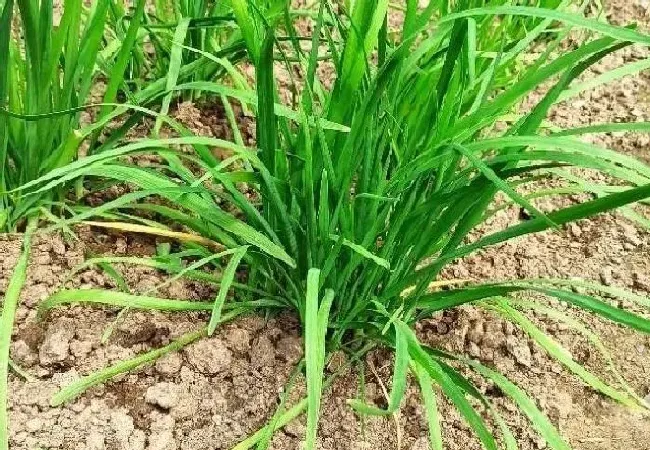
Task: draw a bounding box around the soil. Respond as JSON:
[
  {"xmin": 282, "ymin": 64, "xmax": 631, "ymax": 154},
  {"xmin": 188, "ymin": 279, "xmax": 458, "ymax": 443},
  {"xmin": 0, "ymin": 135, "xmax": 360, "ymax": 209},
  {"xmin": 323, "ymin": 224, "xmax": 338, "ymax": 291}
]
[{"xmin": 3, "ymin": 1, "xmax": 650, "ymax": 449}]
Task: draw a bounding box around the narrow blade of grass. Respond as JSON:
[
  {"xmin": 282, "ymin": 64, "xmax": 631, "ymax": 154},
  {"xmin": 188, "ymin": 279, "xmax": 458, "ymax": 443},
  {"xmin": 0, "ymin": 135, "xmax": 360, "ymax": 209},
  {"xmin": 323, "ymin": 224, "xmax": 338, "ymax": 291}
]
[
  {"xmin": 441, "ymin": 6, "xmax": 650, "ymax": 45},
  {"xmin": 399, "ymin": 322, "xmax": 498, "ymax": 450},
  {"xmin": 100, "ymin": 0, "xmax": 146, "ymax": 116},
  {"xmin": 446, "ymin": 183, "xmax": 650, "ymax": 265},
  {"xmin": 348, "ymin": 324, "xmax": 409, "ymax": 415},
  {"xmin": 510, "ymin": 298, "xmax": 644, "ymax": 405},
  {"xmin": 304, "ymin": 269, "xmax": 333, "ymax": 449},
  {"xmin": 493, "ymin": 298, "xmax": 636, "ymax": 406},
  {"xmin": 233, "ymin": 399, "xmax": 308, "ymax": 450},
  {"xmin": 208, "ymin": 246, "xmax": 248, "ymax": 335},
  {"xmin": 465, "ymin": 358, "xmax": 571, "ymax": 450},
  {"xmin": 154, "ymin": 17, "xmax": 191, "ymax": 134},
  {"xmin": 330, "ymin": 234, "xmax": 390, "ymax": 269},
  {"xmin": 452, "ymin": 143, "xmax": 556, "ymax": 228},
  {"xmin": 81, "ymin": 221, "xmax": 226, "ymax": 250},
  {"xmin": 0, "ymin": 217, "xmax": 36, "ymax": 450},
  {"xmin": 39, "ymin": 289, "xmax": 214, "ymax": 315},
  {"xmin": 413, "ymin": 362, "xmax": 443, "ymax": 450}
]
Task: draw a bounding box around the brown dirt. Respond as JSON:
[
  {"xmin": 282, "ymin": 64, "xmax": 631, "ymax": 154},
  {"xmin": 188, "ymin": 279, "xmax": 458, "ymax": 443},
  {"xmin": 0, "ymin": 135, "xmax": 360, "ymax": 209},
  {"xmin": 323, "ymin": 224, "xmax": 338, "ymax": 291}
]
[{"xmin": 3, "ymin": 1, "xmax": 650, "ymax": 449}]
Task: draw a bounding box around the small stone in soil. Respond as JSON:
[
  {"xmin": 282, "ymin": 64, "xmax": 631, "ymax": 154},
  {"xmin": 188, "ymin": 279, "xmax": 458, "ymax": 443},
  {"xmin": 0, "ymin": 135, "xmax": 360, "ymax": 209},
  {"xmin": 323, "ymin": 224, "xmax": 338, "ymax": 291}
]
[
  {"xmin": 506, "ymin": 336, "xmax": 532, "ymax": 367},
  {"xmin": 410, "ymin": 437, "xmax": 430, "ymax": 450},
  {"xmin": 39, "ymin": 325, "xmax": 73, "ymax": 365},
  {"xmin": 275, "ymin": 335, "xmax": 303, "ymax": 364},
  {"xmin": 467, "ymin": 321, "xmax": 484, "ymax": 344},
  {"xmin": 284, "ymin": 418, "xmax": 306, "ymax": 438},
  {"xmin": 25, "ymin": 418, "xmax": 42, "ymax": 432},
  {"xmin": 11, "ymin": 340, "xmax": 37, "ymax": 366},
  {"xmin": 225, "ymin": 327, "xmax": 251, "ymax": 354},
  {"xmin": 599, "ymin": 267, "xmax": 614, "ymax": 286},
  {"xmin": 145, "ymin": 382, "xmax": 180, "ymax": 409},
  {"xmin": 69, "ymin": 339, "xmax": 92, "ymax": 358},
  {"xmin": 111, "ymin": 410, "xmax": 135, "ymax": 443},
  {"xmin": 468, "ymin": 342, "xmax": 482, "ymax": 358},
  {"xmin": 249, "ymin": 335, "xmax": 275, "ymax": 368},
  {"xmin": 155, "ymin": 352, "xmax": 183, "ymax": 375},
  {"xmin": 85, "ymin": 430, "xmax": 105, "ymax": 450},
  {"xmin": 633, "ymin": 272, "xmax": 650, "ymax": 291},
  {"xmin": 184, "ymin": 338, "xmax": 232, "ymax": 375},
  {"xmin": 568, "ymin": 223, "xmax": 582, "ymax": 237}
]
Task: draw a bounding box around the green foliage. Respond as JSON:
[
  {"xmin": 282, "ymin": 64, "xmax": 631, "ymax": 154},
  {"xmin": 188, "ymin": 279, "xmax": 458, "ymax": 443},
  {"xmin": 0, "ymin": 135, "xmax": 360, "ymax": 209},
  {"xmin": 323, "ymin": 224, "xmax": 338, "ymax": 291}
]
[
  {"xmin": 0, "ymin": 0, "xmax": 106, "ymax": 230},
  {"xmin": 103, "ymin": 0, "xmax": 248, "ymax": 100},
  {"xmin": 0, "ymin": 0, "xmax": 251, "ymax": 232},
  {"xmin": 0, "ymin": 0, "xmax": 153, "ymax": 231},
  {"xmin": 25, "ymin": 0, "xmax": 650, "ymax": 449}
]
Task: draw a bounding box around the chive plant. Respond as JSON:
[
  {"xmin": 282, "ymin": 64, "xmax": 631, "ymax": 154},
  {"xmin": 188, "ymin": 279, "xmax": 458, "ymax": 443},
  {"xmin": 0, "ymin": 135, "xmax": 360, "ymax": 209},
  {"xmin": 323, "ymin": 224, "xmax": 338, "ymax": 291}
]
[
  {"xmin": 26, "ymin": 1, "xmax": 650, "ymax": 450},
  {"xmin": 0, "ymin": 0, "xmax": 114, "ymax": 231},
  {"xmin": 0, "ymin": 0, "xmax": 249, "ymax": 224},
  {"xmin": 103, "ymin": 0, "xmax": 249, "ymax": 102}
]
